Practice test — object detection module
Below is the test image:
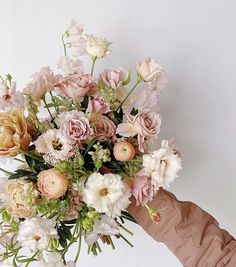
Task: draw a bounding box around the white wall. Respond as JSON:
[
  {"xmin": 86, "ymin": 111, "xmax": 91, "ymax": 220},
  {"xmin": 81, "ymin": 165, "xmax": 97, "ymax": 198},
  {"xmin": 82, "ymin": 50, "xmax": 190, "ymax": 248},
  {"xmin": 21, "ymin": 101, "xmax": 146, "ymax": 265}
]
[{"xmin": 0, "ymin": 0, "xmax": 236, "ymax": 266}]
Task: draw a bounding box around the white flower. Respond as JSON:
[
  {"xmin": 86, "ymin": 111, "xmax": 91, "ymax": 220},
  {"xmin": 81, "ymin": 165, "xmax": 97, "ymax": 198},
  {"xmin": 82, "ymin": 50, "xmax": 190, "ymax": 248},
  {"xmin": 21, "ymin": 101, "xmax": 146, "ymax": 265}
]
[
  {"xmin": 0, "ymin": 177, "xmax": 8, "ymax": 205},
  {"xmin": 17, "ymin": 217, "xmax": 58, "ymax": 251},
  {"xmin": 0, "ymin": 260, "xmax": 12, "ymax": 267},
  {"xmin": 86, "ymin": 35, "xmax": 112, "ymax": 59},
  {"xmin": 34, "ymin": 129, "xmax": 74, "ymax": 162},
  {"xmin": 85, "ymin": 215, "xmax": 119, "ymax": 245},
  {"xmin": 83, "ymin": 173, "xmax": 131, "ymax": 217},
  {"xmin": 143, "ymin": 140, "xmax": 182, "ymax": 189},
  {"xmin": 67, "ymin": 20, "xmax": 84, "ymax": 36},
  {"xmin": 137, "ymin": 57, "xmax": 165, "ymax": 82},
  {"xmin": 39, "ymin": 252, "xmax": 75, "ymax": 267},
  {"xmin": 58, "ymin": 56, "xmax": 84, "ymax": 75}
]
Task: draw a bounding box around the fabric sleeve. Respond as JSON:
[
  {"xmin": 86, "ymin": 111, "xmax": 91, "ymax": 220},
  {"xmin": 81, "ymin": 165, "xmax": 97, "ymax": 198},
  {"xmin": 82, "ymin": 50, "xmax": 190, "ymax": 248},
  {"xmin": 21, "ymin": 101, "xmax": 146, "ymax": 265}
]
[{"xmin": 128, "ymin": 188, "xmax": 236, "ymax": 267}]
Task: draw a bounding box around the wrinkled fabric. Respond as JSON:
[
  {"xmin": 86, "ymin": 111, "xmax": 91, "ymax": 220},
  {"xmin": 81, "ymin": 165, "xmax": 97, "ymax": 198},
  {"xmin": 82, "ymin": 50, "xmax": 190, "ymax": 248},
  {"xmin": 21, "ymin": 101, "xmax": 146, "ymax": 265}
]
[{"xmin": 128, "ymin": 189, "xmax": 236, "ymax": 267}]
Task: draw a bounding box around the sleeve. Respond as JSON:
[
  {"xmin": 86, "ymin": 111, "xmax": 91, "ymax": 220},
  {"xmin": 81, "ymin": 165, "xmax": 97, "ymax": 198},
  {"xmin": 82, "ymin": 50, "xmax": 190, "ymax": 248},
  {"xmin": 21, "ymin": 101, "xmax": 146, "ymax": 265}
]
[{"xmin": 128, "ymin": 188, "xmax": 236, "ymax": 267}]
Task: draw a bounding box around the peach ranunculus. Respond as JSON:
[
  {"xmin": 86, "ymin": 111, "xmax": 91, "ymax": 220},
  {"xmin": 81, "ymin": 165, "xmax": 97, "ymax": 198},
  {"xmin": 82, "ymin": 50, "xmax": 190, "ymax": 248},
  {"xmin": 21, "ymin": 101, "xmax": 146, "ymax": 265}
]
[
  {"xmin": 37, "ymin": 169, "xmax": 69, "ymax": 199},
  {"xmin": 116, "ymin": 109, "xmax": 162, "ymax": 152},
  {"xmin": 24, "ymin": 67, "xmax": 60, "ymax": 103},
  {"xmin": 137, "ymin": 57, "xmax": 165, "ymax": 82},
  {"xmin": 131, "ymin": 168, "xmax": 157, "ymax": 206},
  {"xmin": 93, "ymin": 115, "xmax": 116, "ymax": 142},
  {"xmin": 57, "ymin": 73, "xmax": 96, "ymax": 100},
  {"xmin": 6, "ymin": 180, "xmax": 39, "ymax": 218},
  {"xmin": 0, "ymin": 109, "xmax": 32, "ymax": 157}
]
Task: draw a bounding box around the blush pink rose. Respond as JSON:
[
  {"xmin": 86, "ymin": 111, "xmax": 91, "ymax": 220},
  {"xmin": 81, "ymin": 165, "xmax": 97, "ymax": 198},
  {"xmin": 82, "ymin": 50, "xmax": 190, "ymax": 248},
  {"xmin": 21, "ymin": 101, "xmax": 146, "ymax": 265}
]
[
  {"xmin": 101, "ymin": 67, "xmax": 129, "ymax": 89},
  {"xmin": 116, "ymin": 109, "xmax": 162, "ymax": 152},
  {"xmin": 87, "ymin": 95, "xmax": 110, "ymax": 115},
  {"xmin": 131, "ymin": 169, "xmax": 157, "ymax": 206},
  {"xmin": 60, "ymin": 111, "xmax": 93, "ymax": 142},
  {"xmin": 93, "ymin": 115, "xmax": 116, "ymax": 141},
  {"xmin": 57, "ymin": 73, "xmax": 95, "ymax": 99}
]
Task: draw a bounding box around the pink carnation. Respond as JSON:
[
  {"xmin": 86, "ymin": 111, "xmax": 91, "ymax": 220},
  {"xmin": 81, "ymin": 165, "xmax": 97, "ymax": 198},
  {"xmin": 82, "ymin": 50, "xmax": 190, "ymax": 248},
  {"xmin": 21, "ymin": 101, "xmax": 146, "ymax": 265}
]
[
  {"xmin": 93, "ymin": 115, "xmax": 116, "ymax": 142},
  {"xmin": 57, "ymin": 73, "xmax": 96, "ymax": 99},
  {"xmin": 131, "ymin": 169, "xmax": 157, "ymax": 206}
]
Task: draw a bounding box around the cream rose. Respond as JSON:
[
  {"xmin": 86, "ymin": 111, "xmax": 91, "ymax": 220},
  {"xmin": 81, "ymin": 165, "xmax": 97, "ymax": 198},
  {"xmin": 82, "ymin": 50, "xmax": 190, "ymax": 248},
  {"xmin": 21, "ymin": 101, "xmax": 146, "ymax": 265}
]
[
  {"xmin": 86, "ymin": 35, "xmax": 111, "ymax": 59},
  {"xmin": 0, "ymin": 109, "xmax": 31, "ymax": 157},
  {"xmin": 37, "ymin": 169, "xmax": 69, "ymax": 199},
  {"xmin": 6, "ymin": 180, "xmax": 39, "ymax": 218}
]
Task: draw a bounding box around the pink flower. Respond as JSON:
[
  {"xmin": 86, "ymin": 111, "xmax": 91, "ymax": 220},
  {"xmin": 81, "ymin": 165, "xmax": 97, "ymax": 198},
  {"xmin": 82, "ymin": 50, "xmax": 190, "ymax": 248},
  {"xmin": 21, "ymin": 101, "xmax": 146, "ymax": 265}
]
[
  {"xmin": 87, "ymin": 95, "xmax": 110, "ymax": 115},
  {"xmin": 101, "ymin": 67, "xmax": 129, "ymax": 89},
  {"xmin": 137, "ymin": 57, "xmax": 165, "ymax": 82},
  {"xmin": 93, "ymin": 115, "xmax": 116, "ymax": 142},
  {"xmin": 59, "ymin": 111, "xmax": 93, "ymax": 142},
  {"xmin": 57, "ymin": 73, "xmax": 96, "ymax": 99},
  {"xmin": 24, "ymin": 67, "xmax": 60, "ymax": 102},
  {"xmin": 0, "ymin": 81, "xmax": 24, "ymax": 111},
  {"xmin": 116, "ymin": 109, "xmax": 162, "ymax": 152},
  {"xmin": 131, "ymin": 169, "xmax": 157, "ymax": 206}
]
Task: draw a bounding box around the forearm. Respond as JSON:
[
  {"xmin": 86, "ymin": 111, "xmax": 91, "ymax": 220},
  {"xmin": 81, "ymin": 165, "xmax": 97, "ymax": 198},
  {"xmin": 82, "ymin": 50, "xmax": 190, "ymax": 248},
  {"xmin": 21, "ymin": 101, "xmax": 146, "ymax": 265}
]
[{"xmin": 128, "ymin": 189, "xmax": 236, "ymax": 267}]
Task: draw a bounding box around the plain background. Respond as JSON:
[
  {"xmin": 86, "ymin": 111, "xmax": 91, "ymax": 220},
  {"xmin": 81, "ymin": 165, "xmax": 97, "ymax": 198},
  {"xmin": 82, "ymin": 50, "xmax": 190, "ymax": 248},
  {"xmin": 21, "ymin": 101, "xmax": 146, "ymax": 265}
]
[{"xmin": 0, "ymin": 0, "xmax": 236, "ymax": 266}]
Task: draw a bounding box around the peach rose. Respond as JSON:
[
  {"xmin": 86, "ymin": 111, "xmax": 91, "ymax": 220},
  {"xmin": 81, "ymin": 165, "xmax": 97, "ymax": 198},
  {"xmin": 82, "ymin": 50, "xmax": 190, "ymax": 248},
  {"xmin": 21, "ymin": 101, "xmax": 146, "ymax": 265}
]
[
  {"xmin": 93, "ymin": 115, "xmax": 116, "ymax": 142},
  {"xmin": 0, "ymin": 109, "xmax": 31, "ymax": 157},
  {"xmin": 37, "ymin": 169, "xmax": 69, "ymax": 199}
]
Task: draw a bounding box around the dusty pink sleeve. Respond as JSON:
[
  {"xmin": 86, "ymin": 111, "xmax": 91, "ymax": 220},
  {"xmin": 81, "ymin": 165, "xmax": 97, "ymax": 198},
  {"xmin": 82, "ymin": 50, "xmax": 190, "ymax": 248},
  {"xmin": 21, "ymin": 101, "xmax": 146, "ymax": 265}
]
[{"xmin": 128, "ymin": 189, "xmax": 236, "ymax": 266}]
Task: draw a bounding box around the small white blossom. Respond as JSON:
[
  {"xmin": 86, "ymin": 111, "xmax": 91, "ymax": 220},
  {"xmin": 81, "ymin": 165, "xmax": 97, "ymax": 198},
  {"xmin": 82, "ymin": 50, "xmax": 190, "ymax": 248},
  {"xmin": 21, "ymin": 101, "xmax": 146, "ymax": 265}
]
[
  {"xmin": 83, "ymin": 173, "xmax": 131, "ymax": 217},
  {"xmin": 89, "ymin": 143, "xmax": 111, "ymax": 163},
  {"xmin": 17, "ymin": 217, "xmax": 58, "ymax": 251},
  {"xmin": 39, "ymin": 252, "xmax": 75, "ymax": 267},
  {"xmin": 58, "ymin": 56, "xmax": 84, "ymax": 75},
  {"xmin": 85, "ymin": 215, "xmax": 119, "ymax": 245}
]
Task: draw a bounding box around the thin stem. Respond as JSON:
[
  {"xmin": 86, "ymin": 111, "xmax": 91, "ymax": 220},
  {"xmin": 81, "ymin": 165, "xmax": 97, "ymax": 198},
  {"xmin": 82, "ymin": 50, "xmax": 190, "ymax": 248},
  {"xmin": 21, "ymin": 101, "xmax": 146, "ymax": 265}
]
[
  {"xmin": 19, "ymin": 148, "xmax": 44, "ymax": 162},
  {"xmin": 0, "ymin": 168, "xmax": 14, "ymax": 176},
  {"xmin": 74, "ymin": 221, "xmax": 83, "ymax": 262},
  {"xmin": 14, "ymin": 158, "xmax": 25, "ymax": 163},
  {"xmin": 119, "ymin": 234, "xmax": 134, "ymax": 248},
  {"xmin": 91, "ymin": 58, "xmax": 97, "ymax": 75},
  {"xmin": 49, "ymin": 91, "xmax": 59, "ymax": 115},
  {"xmin": 62, "ymin": 33, "xmax": 67, "ymax": 56},
  {"xmin": 117, "ymin": 79, "xmax": 141, "ymax": 110},
  {"xmin": 42, "ymin": 97, "xmax": 54, "ymax": 121}
]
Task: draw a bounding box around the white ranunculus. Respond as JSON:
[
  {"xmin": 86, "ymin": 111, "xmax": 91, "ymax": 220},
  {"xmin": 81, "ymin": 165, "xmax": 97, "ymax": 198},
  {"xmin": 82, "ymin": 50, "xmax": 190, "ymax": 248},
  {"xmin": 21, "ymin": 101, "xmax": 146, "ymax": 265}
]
[
  {"xmin": 83, "ymin": 173, "xmax": 131, "ymax": 217},
  {"xmin": 137, "ymin": 57, "xmax": 165, "ymax": 82},
  {"xmin": 143, "ymin": 140, "xmax": 182, "ymax": 189},
  {"xmin": 17, "ymin": 218, "xmax": 58, "ymax": 251},
  {"xmin": 39, "ymin": 252, "xmax": 75, "ymax": 267},
  {"xmin": 58, "ymin": 56, "xmax": 84, "ymax": 75},
  {"xmin": 85, "ymin": 215, "xmax": 119, "ymax": 245},
  {"xmin": 86, "ymin": 35, "xmax": 112, "ymax": 59}
]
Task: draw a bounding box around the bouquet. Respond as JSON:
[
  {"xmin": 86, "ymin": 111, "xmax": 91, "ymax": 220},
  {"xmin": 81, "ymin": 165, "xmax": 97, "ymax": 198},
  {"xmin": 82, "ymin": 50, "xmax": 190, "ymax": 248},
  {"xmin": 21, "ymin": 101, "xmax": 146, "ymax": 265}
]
[{"xmin": 0, "ymin": 20, "xmax": 182, "ymax": 267}]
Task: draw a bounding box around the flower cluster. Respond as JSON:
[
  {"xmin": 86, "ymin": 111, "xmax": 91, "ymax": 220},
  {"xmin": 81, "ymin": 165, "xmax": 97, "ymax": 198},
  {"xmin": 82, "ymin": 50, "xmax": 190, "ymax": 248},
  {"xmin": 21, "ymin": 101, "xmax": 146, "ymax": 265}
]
[{"xmin": 0, "ymin": 20, "xmax": 182, "ymax": 266}]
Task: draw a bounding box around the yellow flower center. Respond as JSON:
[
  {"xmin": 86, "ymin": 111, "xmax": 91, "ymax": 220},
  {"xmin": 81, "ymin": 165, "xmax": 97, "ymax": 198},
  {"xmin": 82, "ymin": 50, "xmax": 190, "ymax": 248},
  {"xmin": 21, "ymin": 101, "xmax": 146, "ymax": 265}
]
[{"xmin": 100, "ymin": 188, "xmax": 108, "ymax": 196}]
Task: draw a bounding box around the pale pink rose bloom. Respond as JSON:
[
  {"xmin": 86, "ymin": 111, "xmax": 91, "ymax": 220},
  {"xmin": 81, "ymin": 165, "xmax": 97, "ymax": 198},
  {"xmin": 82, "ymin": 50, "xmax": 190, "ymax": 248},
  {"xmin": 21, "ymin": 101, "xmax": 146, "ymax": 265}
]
[
  {"xmin": 137, "ymin": 57, "xmax": 165, "ymax": 82},
  {"xmin": 60, "ymin": 111, "xmax": 93, "ymax": 142},
  {"xmin": 0, "ymin": 81, "xmax": 24, "ymax": 111},
  {"xmin": 57, "ymin": 73, "xmax": 95, "ymax": 99},
  {"xmin": 116, "ymin": 109, "xmax": 162, "ymax": 152},
  {"xmin": 57, "ymin": 56, "xmax": 84, "ymax": 75},
  {"xmin": 87, "ymin": 95, "xmax": 110, "ymax": 115},
  {"xmin": 24, "ymin": 67, "xmax": 60, "ymax": 102},
  {"xmin": 131, "ymin": 168, "xmax": 158, "ymax": 206},
  {"xmin": 93, "ymin": 115, "xmax": 116, "ymax": 141},
  {"xmin": 101, "ymin": 67, "xmax": 129, "ymax": 89}
]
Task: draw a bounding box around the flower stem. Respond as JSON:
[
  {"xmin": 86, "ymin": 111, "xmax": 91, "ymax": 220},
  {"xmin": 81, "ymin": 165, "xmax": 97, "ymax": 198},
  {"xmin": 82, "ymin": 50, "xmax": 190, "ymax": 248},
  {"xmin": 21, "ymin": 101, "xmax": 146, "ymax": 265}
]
[
  {"xmin": 62, "ymin": 33, "xmax": 67, "ymax": 56},
  {"xmin": 19, "ymin": 147, "xmax": 44, "ymax": 162},
  {"xmin": 0, "ymin": 168, "xmax": 14, "ymax": 176},
  {"xmin": 91, "ymin": 58, "xmax": 97, "ymax": 75},
  {"xmin": 117, "ymin": 78, "xmax": 141, "ymax": 110},
  {"xmin": 74, "ymin": 221, "xmax": 83, "ymax": 262},
  {"xmin": 49, "ymin": 91, "xmax": 59, "ymax": 115},
  {"xmin": 42, "ymin": 97, "xmax": 54, "ymax": 121}
]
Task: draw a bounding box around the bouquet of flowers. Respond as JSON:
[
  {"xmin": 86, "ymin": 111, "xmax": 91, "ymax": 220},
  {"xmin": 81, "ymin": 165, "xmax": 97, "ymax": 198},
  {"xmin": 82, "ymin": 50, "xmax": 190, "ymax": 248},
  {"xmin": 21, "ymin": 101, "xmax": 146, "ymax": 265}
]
[{"xmin": 0, "ymin": 20, "xmax": 182, "ymax": 267}]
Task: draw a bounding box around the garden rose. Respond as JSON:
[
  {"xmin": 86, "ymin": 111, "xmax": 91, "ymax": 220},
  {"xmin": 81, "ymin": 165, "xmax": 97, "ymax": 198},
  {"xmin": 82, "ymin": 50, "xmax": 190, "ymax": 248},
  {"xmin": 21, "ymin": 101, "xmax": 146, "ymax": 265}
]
[
  {"xmin": 116, "ymin": 109, "xmax": 162, "ymax": 152},
  {"xmin": 0, "ymin": 109, "xmax": 31, "ymax": 157},
  {"xmin": 93, "ymin": 115, "xmax": 116, "ymax": 142},
  {"xmin": 137, "ymin": 57, "xmax": 165, "ymax": 82},
  {"xmin": 86, "ymin": 35, "xmax": 111, "ymax": 59},
  {"xmin": 6, "ymin": 180, "xmax": 39, "ymax": 218},
  {"xmin": 87, "ymin": 95, "xmax": 110, "ymax": 115},
  {"xmin": 37, "ymin": 169, "xmax": 69, "ymax": 199},
  {"xmin": 101, "ymin": 67, "xmax": 129, "ymax": 89},
  {"xmin": 59, "ymin": 111, "xmax": 93, "ymax": 142},
  {"xmin": 131, "ymin": 169, "xmax": 157, "ymax": 206},
  {"xmin": 57, "ymin": 73, "xmax": 95, "ymax": 99}
]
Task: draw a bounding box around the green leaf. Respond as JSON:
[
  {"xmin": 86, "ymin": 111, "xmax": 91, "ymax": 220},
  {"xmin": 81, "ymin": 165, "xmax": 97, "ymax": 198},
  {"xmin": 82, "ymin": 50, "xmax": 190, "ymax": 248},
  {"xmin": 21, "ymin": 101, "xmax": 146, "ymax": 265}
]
[{"xmin": 83, "ymin": 139, "xmax": 96, "ymax": 155}]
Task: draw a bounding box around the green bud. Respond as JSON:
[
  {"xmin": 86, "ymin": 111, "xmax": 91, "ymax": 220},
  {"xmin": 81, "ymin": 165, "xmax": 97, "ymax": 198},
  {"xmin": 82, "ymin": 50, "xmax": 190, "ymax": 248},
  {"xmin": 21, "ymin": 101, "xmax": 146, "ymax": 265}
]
[
  {"xmin": 55, "ymin": 160, "xmax": 71, "ymax": 172},
  {"xmin": 2, "ymin": 210, "xmax": 11, "ymax": 222},
  {"xmin": 49, "ymin": 237, "xmax": 59, "ymax": 251},
  {"xmin": 73, "ymin": 155, "xmax": 84, "ymax": 169}
]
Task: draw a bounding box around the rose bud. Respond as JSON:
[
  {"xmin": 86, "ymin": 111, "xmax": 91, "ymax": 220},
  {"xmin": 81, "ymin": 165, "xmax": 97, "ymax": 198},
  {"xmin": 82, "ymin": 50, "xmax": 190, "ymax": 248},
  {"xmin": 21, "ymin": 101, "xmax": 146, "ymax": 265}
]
[
  {"xmin": 113, "ymin": 141, "xmax": 136, "ymax": 162},
  {"xmin": 37, "ymin": 169, "xmax": 69, "ymax": 199}
]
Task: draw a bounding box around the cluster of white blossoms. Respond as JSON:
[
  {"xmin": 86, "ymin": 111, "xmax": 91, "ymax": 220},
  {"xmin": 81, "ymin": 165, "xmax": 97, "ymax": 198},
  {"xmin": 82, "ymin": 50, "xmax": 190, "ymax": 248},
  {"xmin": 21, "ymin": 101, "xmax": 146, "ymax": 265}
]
[{"xmin": 39, "ymin": 252, "xmax": 75, "ymax": 267}]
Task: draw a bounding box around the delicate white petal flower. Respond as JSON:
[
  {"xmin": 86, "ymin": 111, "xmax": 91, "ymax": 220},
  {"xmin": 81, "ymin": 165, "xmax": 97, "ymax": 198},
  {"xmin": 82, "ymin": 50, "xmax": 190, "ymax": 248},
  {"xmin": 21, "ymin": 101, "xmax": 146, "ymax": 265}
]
[
  {"xmin": 17, "ymin": 217, "xmax": 58, "ymax": 251},
  {"xmin": 143, "ymin": 140, "xmax": 182, "ymax": 189},
  {"xmin": 58, "ymin": 56, "xmax": 84, "ymax": 75},
  {"xmin": 85, "ymin": 215, "xmax": 119, "ymax": 245},
  {"xmin": 0, "ymin": 177, "xmax": 8, "ymax": 205},
  {"xmin": 0, "ymin": 260, "xmax": 12, "ymax": 267},
  {"xmin": 67, "ymin": 20, "xmax": 84, "ymax": 36},
  {"xmin": 34, "ymin": 129, "xmax": 74, "ymax": 162},
  {"xmin": 83, "ymin": 173, "xmax": 131, "ymax": 217},
  {"xmin": 39, "ymin": 252, "xmax": 75, "ymax": 267},
  {"xmin": 86, "ymin": 35, "xmax": 112, "ymax": 59}
]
